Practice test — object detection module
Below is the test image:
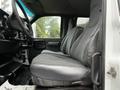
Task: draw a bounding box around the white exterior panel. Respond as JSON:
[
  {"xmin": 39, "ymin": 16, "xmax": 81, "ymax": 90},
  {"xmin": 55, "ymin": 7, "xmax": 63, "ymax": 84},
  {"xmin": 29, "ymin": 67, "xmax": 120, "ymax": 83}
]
[{"xmin": 105, "ymin": 0, "xmax": 120, "ymax": 90}]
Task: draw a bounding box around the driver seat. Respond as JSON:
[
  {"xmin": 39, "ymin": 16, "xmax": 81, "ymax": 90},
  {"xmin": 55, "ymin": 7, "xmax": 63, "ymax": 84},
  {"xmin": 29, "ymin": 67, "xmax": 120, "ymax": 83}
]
[{"xmin": 30, "ymin": 0, "xmax": 102, "ymax": 87}]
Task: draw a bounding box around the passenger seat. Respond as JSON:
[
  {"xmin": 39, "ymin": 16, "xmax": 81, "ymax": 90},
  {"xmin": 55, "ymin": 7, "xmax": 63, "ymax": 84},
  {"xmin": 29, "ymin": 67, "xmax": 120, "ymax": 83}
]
[{"xmin": 31, "ymin": 0, "xmax": 102, "ymax": 87}]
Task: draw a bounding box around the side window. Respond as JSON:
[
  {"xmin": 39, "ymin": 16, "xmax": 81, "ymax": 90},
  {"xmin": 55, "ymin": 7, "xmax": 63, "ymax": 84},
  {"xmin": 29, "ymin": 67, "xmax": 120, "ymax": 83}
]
[
  {"xmin": 77, "ymin": 17, "xmax": 89, "ymax": 28},
  {"xmin": 33, "ymin": 16, "xmax": 61, "ymax": 38}
]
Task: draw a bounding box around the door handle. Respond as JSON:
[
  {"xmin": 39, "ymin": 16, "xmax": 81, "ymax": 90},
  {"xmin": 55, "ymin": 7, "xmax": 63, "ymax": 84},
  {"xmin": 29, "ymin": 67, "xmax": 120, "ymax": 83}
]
[{"xmin": 91, "ymin": 52, "xmax": 101, "ymax": 86}]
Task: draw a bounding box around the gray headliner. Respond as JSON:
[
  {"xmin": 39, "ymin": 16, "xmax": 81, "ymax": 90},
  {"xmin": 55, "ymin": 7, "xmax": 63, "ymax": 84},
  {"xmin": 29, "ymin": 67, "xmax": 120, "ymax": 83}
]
[{"xmin": 23, "ymin": 0, "xmax": 91, "ymax": 17}]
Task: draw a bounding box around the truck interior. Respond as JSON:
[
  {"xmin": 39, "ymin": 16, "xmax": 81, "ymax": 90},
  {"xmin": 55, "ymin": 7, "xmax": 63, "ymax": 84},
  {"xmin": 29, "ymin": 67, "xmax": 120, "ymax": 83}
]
[{"xmin": 0, "ymin": 0, "xmax": 104, "ymax": 90}]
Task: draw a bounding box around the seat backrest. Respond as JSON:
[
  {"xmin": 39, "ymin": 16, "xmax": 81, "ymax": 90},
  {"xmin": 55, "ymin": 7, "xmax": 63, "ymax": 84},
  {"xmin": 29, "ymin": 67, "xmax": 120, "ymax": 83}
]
[
  {"xmin": 60, "ymin": 19, "xmax": 83, "ymax": 54},
  {"xmin": 70, "ymin": 0, "xmax": 102, "ymax": 67}
]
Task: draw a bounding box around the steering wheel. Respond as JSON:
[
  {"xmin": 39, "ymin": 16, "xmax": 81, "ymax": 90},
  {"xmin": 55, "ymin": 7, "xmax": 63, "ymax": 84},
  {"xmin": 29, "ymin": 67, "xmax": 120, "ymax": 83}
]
[{"xmin": 12, "ymin": 0, "xmax": 33, "ymax": 38}]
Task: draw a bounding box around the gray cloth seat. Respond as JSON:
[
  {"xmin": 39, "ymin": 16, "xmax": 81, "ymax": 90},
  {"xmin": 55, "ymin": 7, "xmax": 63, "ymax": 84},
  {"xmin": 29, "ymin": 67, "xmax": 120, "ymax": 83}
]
[{"xmin": 31, "ymin": 0, "xmax": 102, "ymax": 87}]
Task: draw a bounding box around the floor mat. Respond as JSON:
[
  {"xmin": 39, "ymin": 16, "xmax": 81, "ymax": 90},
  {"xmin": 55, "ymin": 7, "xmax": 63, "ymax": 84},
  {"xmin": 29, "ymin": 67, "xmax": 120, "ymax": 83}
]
[
  {"xmin": 35, "ymin": 87, "xmax": 92, "ymax": 90},
  {"xmin": 35, "ymin": 86, "xmax": 92, "ymax": 90},
  {"xmin": 1, "ymin": 81, "xmax": 92, "ymax": 90},
  {"xmin": 0, "ymin": 81, "xmax": 36, "ymax": 90},
  {"xmin": 9, "ymin": 66, "xmax": 32, "ymax": 85}
]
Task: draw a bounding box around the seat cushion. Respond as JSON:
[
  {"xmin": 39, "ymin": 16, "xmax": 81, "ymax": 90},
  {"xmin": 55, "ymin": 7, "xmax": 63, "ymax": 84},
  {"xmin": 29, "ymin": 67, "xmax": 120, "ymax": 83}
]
[{"xmin": 31, "ymin": 53, "xmax": 91, "ymax": 86}]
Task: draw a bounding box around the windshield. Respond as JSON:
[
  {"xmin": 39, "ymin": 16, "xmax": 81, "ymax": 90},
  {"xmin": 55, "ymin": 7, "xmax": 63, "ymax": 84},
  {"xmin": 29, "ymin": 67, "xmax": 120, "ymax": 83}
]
[{"xmin": 0, "ymin": 0, "xmax": 12, "ymax": 15}]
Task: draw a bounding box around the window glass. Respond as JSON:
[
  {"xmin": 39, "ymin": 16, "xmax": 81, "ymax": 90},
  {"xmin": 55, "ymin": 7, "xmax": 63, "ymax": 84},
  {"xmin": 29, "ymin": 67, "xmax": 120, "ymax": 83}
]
[
  {"xmin": 77, "ymin": 17, "xmax": 89, "ymax": 28},
  {"xmin": 0, "ymin": 0, "xmax": 12, "ymax": 15},
  {"xmin": 33, "ymin": 16, "xmax": 61, "ymax": 38}
]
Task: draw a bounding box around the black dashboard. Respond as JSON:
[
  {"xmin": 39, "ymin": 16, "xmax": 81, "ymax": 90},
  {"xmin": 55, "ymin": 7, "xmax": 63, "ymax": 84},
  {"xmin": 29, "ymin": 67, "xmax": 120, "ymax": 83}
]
[
  {"xmin": 0, "ymin": 9, "xmax": 9, "ymax": 39},
  {"xmin": 0, "ymin": 10, "xmax": 31, "ymax": 85},
  {"xmin": 0, "ymin": 9, "xmax": 26, "ymax": 54}
]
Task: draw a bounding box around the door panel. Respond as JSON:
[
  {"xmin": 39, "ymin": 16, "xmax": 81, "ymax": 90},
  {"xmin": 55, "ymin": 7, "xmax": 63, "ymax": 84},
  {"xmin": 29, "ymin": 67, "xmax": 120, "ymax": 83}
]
[
  {"xmin": 45, "ymin": 38, "xmax": 61, "ymax": 51},
  {"xmin": 29, "ymin": 38, "xmax": 61, "ymax": 63},
  {"xmin": 33, "ymin": 38, "xmax": 61, "ymax": 51},
  {"xmin": 46, "ymin": 42, "xmax": 60, "ymax": 51}
]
